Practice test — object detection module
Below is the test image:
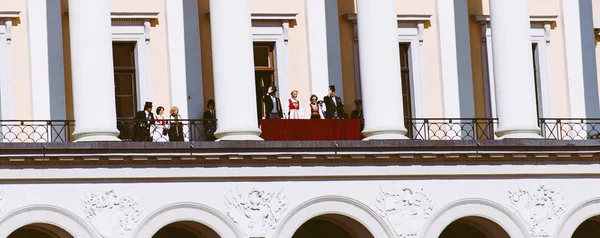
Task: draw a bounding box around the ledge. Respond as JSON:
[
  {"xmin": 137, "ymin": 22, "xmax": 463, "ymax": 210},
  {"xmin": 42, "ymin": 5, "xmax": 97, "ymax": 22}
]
[
  {"xmin": 0, "ymin": 140, "xmax": 598, "ymax": 167},
  {"xmin": 472, "ymin": 15, "xmax": 558, "ymax": 23},
  {"xmin": 344, "ymin": 14, "xmax": 431, "ymax": 23}
]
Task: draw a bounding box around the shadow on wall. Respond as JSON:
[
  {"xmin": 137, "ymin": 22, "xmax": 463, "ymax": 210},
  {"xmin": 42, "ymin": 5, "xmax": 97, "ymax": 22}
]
[
  {"xmin": 467, "ymin": 0, "xmax": 486, "ymax": 118},
  {"xmin": 337, "ymin": 0, "xmax": 357, "ymax": 109}
]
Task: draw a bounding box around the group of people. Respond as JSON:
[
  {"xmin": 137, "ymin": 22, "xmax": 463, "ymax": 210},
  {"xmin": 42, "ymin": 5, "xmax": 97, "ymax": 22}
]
[
  {"xmin": 262, "ymin": 85, "xmax": 363, "ymax": 121},
  {"xmin": 130, "ymin": 100, "xmax": 217, "ymax": 142},
  {"xmin": 129, "ymin": 85, "xmax": 365, "ymax": 142}
]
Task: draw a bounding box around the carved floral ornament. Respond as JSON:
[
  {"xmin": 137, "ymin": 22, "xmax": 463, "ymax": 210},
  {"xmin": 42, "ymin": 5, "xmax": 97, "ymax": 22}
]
[
  {"xmin": 82, "ymin": 189, "xmax": 142, "ymax": 238},
  {"xmin": 508, "ymin": 185, "xmax": 568, "ymax": 238},
  {"xmin": 375, "ymin": 187, "xmax": 433, "ymax": 238},
  {"xmin": 0, "ymin": 190, "xmax": 6, "ymax": 216},
  {"xmin": 224, "ymin": 187, "xmax": 288, "ymax": 237}
]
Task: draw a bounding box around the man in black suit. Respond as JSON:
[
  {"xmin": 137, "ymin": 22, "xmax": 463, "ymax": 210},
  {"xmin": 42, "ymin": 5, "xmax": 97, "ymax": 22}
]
[
  {"xmin": 203, "ymin": 99, "xmax": 217, "ymax": 141},
  {"xmin": 262, "ymin": 86, "xmax": 283, "ymax": 119},
  {"xmin": 132, "ymin": 101, "xmax": 155, "ymax": 142},
  {"xmin": 323, "ymin": 85, "xmax": 346, "ymax": 119}
]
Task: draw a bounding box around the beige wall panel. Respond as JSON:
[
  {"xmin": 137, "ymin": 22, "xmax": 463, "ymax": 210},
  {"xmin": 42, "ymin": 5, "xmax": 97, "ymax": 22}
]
[
  {"xmin": 5, "ymin": 0, "xmax": 32, "ymax": 120},
  {"xmin": 596, "ymin": 38, "xmax": 600, "ymax": 104},
  {"xmin": 111, "ymin": 0, "xmax": 162, "ymax": 12},
  {"xmin": 397, "ymin": 0, "xmax": 434, "ymax": 14},
  {"xmin": 251, "ymin": 0, "xmax": 297, "ymax": 13},
  {"xmin": 284, "ymin": 0, "xmax": 311, "ymax": 113},
  {"xmin": 594, "ymin": 0, "xmax": 600, "ymax": 28},
  {"xmin": 551, "ymin": 18, "xmax": 570, "ymax": 117},
  {"xmin": 424, "ymin": 17, "xmax": 444, "ymax": 117},
  {"xmin": 468, "ymin": 0, "xmax": 486, "ymax": 118},
  {"xmin": 530, "ymin": 0, "xmax": 559, "ymax": 15},
  {"xmin": 149, "ymin": 1, "xmax": 170, "ymax": 111}
]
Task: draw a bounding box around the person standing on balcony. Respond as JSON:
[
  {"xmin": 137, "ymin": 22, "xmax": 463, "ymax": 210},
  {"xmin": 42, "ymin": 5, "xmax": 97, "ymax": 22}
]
[
  {"xmin": 323, "ymin": 85, "xmax": 346, "ymax": 119},
  {"xmin": 203, "ymin": 99, "xmax": 217, "ymax": 141},
  {"xmin": 168, "ymin": 106, "xmax": 184, "ymax": 142},
  {"xmin": 153, "ymin": 106, "xmax": 169, "ymax": 142},
  {"xmin": 309, "ymin": 95, "xmax": 323, "ymax": 119},
  {"xmin": 262, "ymin": 86, "xmax": 283, "ymax": 119},
  {"xmin": 132, "ymin": 101, "xmax": 155, "ymax": 142},
  {"xmin": 351, "ymin": 99, "xmax": 364, "ymax": 132},
  {"xmin": 288, "ymin": 90, "xmax": 302, "ymax": 119}
]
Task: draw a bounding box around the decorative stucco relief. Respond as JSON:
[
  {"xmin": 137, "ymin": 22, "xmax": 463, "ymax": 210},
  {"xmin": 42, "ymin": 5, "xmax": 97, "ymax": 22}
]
[
  {"xmin": 508, "ymin": 185, "xmax": 568, "ymax": 238},
  {"xmin": 82, "ymin": 189, "xmax": 142, "ymax": 238},
  {"xmin": 0, "ymin": 190, "xmax": 7, "ymax": 216},
  {"xmin": 375, "ymin": 187, "xmax": 433, "ymax": 238},
  {"xmin": 224, "ymin": 187, "xmax": 287, "ymax": 236}
]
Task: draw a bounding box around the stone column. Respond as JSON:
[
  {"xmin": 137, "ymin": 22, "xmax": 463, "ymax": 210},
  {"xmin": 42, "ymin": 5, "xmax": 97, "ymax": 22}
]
[
  {"xmin": 68, "ymin": 0, "xmax": 120, "ymax": 141},
  {"xmin": 356, "ymin": 0, "xmax": 407, "ymax": 140},
  {"xmin": 489, "ymin": 0, "xmax": 541, "ymax": 139},
  {"xmin": 209, "ymin": 0, "xmax": 262, "ymax": 141}
]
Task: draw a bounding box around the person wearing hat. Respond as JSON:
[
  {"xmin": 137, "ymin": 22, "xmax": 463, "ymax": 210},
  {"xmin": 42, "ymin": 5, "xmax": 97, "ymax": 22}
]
[
  {"xmin": 351, "ymin": 99, "xmax": 364, "ymax": 132},
  {"xmin": 203, "ymin": 99, "xmax": 217, "ymax": 141},
  {"xmin": 262, "ymin": 86, "xmax": 283, "ymax": 119},
  {"xmin": 132, "ymin": 101, "xmax": 155, "ymax": 142},
  {"xmin": 323, "ymin": 85, "xmax": 346, "ymax": 119}
]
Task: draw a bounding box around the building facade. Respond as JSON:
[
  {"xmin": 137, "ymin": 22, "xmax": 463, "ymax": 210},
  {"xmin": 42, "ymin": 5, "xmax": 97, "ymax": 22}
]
[{"xmin": 1, "ymin": 0, "xmax": 600, "ymax": 237}]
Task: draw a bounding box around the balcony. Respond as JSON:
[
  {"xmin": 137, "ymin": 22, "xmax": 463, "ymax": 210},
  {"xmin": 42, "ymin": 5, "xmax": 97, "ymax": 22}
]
[{"xmin": 1, "ymin": 118, "xmax": 599, "ymax": 142}]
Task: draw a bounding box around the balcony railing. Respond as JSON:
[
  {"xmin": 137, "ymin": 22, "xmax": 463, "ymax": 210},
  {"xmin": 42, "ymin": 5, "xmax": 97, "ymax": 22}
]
[
  {"xmin": 539, "ymin": 118, "xmax": 600, "ymax": 140},
  {"xmin": 0, "ymin": 120, "xmax": 74, "ymax": 142},
  {"xmin": 407, "ymin": 118, "xmax": 498, "ymax": 140},
  {"xmin": 117, "ymin": 119, "xmax": 216, "ymax": 142},
  {"xmin": 3, "ymin": 118, "xmax": 600, "ymax": 143}
]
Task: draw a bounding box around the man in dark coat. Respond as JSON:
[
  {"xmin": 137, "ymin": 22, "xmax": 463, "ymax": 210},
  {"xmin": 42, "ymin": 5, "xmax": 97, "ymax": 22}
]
[
  {"xmin": 323, "ymin": 85, "xmax": 346, "ymax": 119},
  {"xmin": 132, "ymin": 101, "xmax": 155, "ymax": 142},
  {"xmin": 262, "ymin": 86, "xmax": 283, "ymax": 119},
  {"xmin": 203, "ymin": 99, "xmax": 217, "ymax": 141},
  {"xmin": 351, "ymin": 99, "xmax": 364, "ymax": 132}
]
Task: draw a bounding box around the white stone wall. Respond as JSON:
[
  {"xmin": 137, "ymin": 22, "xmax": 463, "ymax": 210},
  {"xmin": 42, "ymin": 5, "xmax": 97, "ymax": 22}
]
[{"xmin": 0, "ymin": 166, "xmax": 599, "ymax": 238}]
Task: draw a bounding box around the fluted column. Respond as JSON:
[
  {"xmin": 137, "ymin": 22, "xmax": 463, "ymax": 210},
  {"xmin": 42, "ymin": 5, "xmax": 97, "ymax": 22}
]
[
  {"xmin": 356, "ymin": 0, "xmax": 407, "ymax": 140},
  {"xmin": 490, "ymin": 0, "xmax": 541, "ymax": 139},
  {"xmin": 68, "ymin": 0, "xmax": 120, "ymax": 141},
  {"xmin": 209, "ymin": 0, "xmax": 262, "ymax": 141}
]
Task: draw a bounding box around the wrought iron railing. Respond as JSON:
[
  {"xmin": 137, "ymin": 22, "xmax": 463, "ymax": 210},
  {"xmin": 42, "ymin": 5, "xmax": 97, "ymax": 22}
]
[
  {"xmin": 539, "ymin": 118, "xmax": 600, "ymax": 140},
  {"xmin": 0, "ymin": 120, "xmax": 74, "ymax": 142},
  {"xmin": 407, "ymin": 118, "xmax": 498, "ymax": 140},
  {"xmin": 117, "ymin": 119, "xmax": 217, "ymax": 142}
]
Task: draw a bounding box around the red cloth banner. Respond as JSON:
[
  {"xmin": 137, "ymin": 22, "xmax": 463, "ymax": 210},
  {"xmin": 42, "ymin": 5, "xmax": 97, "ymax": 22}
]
[{"xmin": 260, "ymin": 119, "xmax": 361, "ymax": 141}]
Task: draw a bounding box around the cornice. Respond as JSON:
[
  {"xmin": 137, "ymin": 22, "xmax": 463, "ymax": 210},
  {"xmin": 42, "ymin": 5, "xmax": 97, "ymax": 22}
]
[
  {"xmin": 472, "ymin": 15, "xmax": 558, "ymax": 23},
  {"xmin": 0, "ymin": 11, "xmax": 20, "ymax": 19},
  {"xmin": 0, "ymin": 140, "xmax": 599, "ymax": 166},
  {"xmin": 344, "ymin": 14, "xmax": 431, "ymax": 24}
]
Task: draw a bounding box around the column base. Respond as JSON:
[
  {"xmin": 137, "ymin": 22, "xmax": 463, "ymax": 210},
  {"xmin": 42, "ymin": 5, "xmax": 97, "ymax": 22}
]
[
  {"xmin": 215, "ymin": 127, "xmax": 263, "ymax": 141},
  {"xmin": 73, "ymin": 127, "xmax": 121, "ymax": 142},
  {"xmin": 362, "ymin": 127, "xmax": 408, "ymax": 140},
  {"xmin": 496, "ymin": 126, "xmax": 542, "ymax": 139}
]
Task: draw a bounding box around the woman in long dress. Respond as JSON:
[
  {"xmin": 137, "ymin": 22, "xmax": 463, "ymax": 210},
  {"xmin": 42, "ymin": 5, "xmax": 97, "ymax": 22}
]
[
  {"xmin": 153, "ymin": 106, "xmax": 169, "ymax": 142},
  {"xmin": 288, "ymin": 90, "xmax": 302, "ymax": 119},
  {"xmin": 168, "ymin": 106, "xmax": 184, "ymax": 142}
]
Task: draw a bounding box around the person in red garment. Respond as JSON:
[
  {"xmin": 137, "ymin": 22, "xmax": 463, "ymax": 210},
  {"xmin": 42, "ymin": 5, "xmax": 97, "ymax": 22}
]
[
  {"xmin": 288, "ymin": 90, "xmax": 301, "ymax": 119},
  {"xmin": 309, "ymin": 94, "xmax": 323, "ymax": 119}
]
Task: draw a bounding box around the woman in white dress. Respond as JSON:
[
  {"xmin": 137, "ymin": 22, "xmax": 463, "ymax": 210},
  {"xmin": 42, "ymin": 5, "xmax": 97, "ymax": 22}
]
[{"xmin": 153, "ymin": 106, "xmax": 169, "ymax": 142}]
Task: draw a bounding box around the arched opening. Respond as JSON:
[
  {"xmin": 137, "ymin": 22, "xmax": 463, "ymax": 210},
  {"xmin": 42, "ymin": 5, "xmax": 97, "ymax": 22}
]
[
  {"xmin": 292, "ymin": 214, "xmax": 374, "ymax": 238},
  {"xmin": 152, "ymin": 221, "xmax": 220, "ymax": 238},
  {"xmin": 572, "ymin": 215, "xmax": 600, "ymax": 237},
  {"xmin": 439, "ymin": 216, "xmax": 510, "ymax": 238},
  {"xmin": 8, "ymin": 223, "xmax": 73, "ymax": 238}
]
